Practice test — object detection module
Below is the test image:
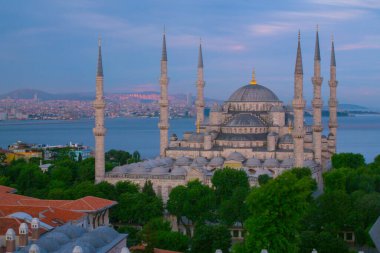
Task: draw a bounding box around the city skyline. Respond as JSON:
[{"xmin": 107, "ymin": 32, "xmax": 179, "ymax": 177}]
[{"xmin": 0, "ymin": 0, "xmax": 379, "ymax": 107}]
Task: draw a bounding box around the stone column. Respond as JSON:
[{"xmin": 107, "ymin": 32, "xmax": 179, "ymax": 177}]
[
  {"xmin": 159, "ymin": 33, "xmax": 169, "ymax": 157},
  {"xmin": 292, "ymin": 31, "xmax": 306, "ymax": 168},
  {"xmin": 93, "ymin": 38, "xmax": 106, "ymax": 183},
  {"xmin": 312, "ymin": 28, "xmax": 323, "ymax": 164}
]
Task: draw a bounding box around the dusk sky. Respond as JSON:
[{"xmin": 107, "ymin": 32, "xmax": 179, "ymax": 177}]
[{"xmin": 0, "ymin": 0, "xmax": 379, "ymax": 107}]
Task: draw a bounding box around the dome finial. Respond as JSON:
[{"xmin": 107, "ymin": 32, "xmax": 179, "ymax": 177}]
[{"xmin": 250, "ymin": 68, "xmax": 257, "ymax": 85}]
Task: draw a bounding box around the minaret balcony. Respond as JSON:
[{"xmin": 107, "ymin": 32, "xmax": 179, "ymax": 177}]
[
  {"xmin": 328, "ymin": 122, "xmax": 338, "ymax": 128},
  {"xmin": 328, "ymin": 80, "xmax": 338, "ymax": 87},
  {"xmin": 312, "ymin": 76, "xmax": 323, "ymax": 85},
  {"xmin": 93, "ymin": 128, "xmax": 106, "ymax": 136},
  {"xmin": 159, "ymin": 100, "xmax": 169, "ymax": 107},
  {"xmin": 93, "ymin": 100, "xmax": 106, "ymax": 109},
  {"xmin": 195, "ymin": 101, "xmax": 205, "ymax": 107},
  {"xmin": 158, "ymin": 122, "xmax": 169, "ymax": 130},
  {"xmin": 292, "ymin": 98, "xmax": 306, "ymax": 109},
  {"xmin": 312, "ymin": 99, "xmax": 323, "ymax": 108},
  {"xmin": 328, "ymin": 100, "xmax": 338, "ymax": 107},
  {"xmin": 312, "ymin": 125, "xmax": 323, "ymax": 132}
]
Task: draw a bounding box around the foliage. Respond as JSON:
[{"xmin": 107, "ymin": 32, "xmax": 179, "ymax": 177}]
[
  {"xmin": 211, "ymin": 168, "xmax": 249, "ymax": 203},
  {"xmin": 244, "ymin": 168, "xmax": 316, "ymax": 253},
  {"xmin": 218, "ymin": 186, "xmax": 249, "ymax": 226},
  {"xmin": 299, "ymin": 231, "xmax": 349, "ymax": 253},
  {"xmin": 191, "ymin": 224, "xmax": 231, "ymax": 253},
  {"xmin": 105, "ymin": 149, "xmax": 141, "ymax": 168},
  {"xmin": 332, "ymin": 153, "xmax": 365, "ymax": 169},
  {"xmin": 167, "ymin": 180, "xmax": 216, "ymax": 231},
  {"xmin": 117, "ymin": 226, "xmax": 140, "ymax": 247},
  {"xmin": 258, "ymin": 174, "xmax": 272, "ymax": 186}
]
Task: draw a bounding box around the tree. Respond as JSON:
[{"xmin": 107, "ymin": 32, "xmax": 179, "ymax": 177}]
[
  {"xmin": 142, "ymin": 180, "xmax": 156, "ymax": 198},
  {"xmin": 77, "ymin": 157, "xmax": 95, "ymax": 182},
  {"xmin": 332, "ymin": 153, "xmax": 365, "ymax": 169},
  {"xmin": 218, "ymin": 186, "xmax": 249, "ymax": 226},
  {"xmin": 191, "ymin": 224, "xmax": 231, "ymax": 253},
  {"xmin": 0, "ymin": 153, "xmax": 6, "ymax": 163},
  {"xmin": 211, "ymin": 168, "xmax": 249, "ymax": 203},
  {"xmin": 115, "ymin": 181, "xmax": 139, "ymax": 195},
  {"xmin": 258, "ymin": 174, "xmax": 272, "ymax": 186},
  {"xmin": 299, "ymin": 231, "xmax": 349, "ymax": 253},
  {"xmin": 244, "ymin": 169, "xmax": 316, "ymax": 253},
  {"xmin": 167, "ymin": 180, "xmax": 216, "ymax": 234}
]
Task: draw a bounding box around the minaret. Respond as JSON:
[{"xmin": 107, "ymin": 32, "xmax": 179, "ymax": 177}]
[
  {"xmin": 328, "ymin": 36, "xmax": 338, "ymax": 153},
  {"xmin": 93, "ymin": 37, "xmax": 106, "ymax": 183},
  {"xmin": 158, "ymin": 32, "xmax": 169, "ymax": 157},
  {"xmin": 311, "ymin": 27, "xmax": 323, "ymax": 164},
  {"xmin": 195, "ymin": 41, "xmax": 205, "ymax": 125},
  {"xmin": 292, "ymin": 31, "xmax": 306, "ymax": 168}
]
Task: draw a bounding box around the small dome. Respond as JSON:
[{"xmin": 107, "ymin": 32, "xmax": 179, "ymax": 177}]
[
  {"xmin": 281, "ymin": 158, "xmax": 294, "ymax": 168},
  {"xmin": 29, "ymin": 244, "xmax": 40, "ymax": 253},
  {"xmin": 228, "ymin": 84, "xmax": 280, "ymax": 102},
  {"xmin": 151, "ymin": 167, "xmax": 170, "ymax": 175},
  {"xmin": 279, "ymin": 134, "xmax": 293, "ymax": 144},
  {"xmin": 193, "ymin": 157, "xmax": 208, "ymax": 166},
  {"xmin": 245, "ymin": 157, "xmax": 262, "ymax": 167},
  {"xmin": 304, "ymin": 160, "xmax": 317, "ymax": 169},
  {"xmin": 226, "ymin": 113, "xmax": 266, "ymax": 127},
  {"xmin": 268, "ymin": 132, "xmax": 278, "ymax": 137},
  {"xmin": 227, "ymin": 152, "xmax": 245, "ymax": 162},
  {"xmin": 209, "ymin": 157, "xmax": 224, "ymax": 167},
  {"xmin": 175, "ymin": 156, "xmax": 192, "ymax": 166},
  {"xmin": 263, "ymin": 158, "xmax": 280, "ymax": 168},
  {"xmin": 171, "ymin": 167, "xmax": 187, "ymax": 176}
]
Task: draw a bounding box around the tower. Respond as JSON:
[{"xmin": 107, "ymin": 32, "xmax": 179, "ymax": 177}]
[
  {"xmin": 159, "ymin": 32, "xmax": 169, "ymax": 157},
  {"xmin": 93, "ymin": 37, "xmax": 106, "ymax": 183},
  {"xmin": 312, "ymin": 27, "xmax": 323, "ymax": 164},
  {"xmin": 196, "ymin": 41, "xmax": 205, "ymax": 125},
  {"xmin": 292, "ymin": 31, "xmax": 306, "ymax": 168},
  {"xmin": 328, "ymin": 36, "xmax": 338, "ymax": 153}
]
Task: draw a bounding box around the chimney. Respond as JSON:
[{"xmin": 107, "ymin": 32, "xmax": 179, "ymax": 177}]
[
  {"xmin": 5, "ymin": 228, "xmax": 16, "ymax": 253},
  {"xmin": 31, "ymin": 218, "xmax": 40, "ymax": 241},
  {"xmin": 29, "ymin": 244, "xmax": 40, "ymax": 253},
  {"xmin": 18, "ymin": 223, "xmax": 29, "ymax": 247}
]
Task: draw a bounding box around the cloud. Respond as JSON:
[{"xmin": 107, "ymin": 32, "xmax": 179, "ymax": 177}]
[
  {"xmin": 309, "ymin": 0, "xmax": 380, "ymax": 9},
  {"xmin": 249, "ymin": 23, "xmax": 296, "ymax": 36},
  {"xmin": 338, "ymin": 36, "xmax": 380, "ymax": 50}
]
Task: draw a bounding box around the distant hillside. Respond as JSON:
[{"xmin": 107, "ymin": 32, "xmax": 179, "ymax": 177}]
[
  {"xmin": 0, "ymin": 89, "xmax": 94, "ymax": 101},
  {"xmin": 338, "ymin": 103, "xmax": 368, "ymax": 111}
]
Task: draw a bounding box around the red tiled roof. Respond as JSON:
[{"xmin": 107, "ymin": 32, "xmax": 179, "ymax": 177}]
[
  {"xmin": 58, "ymin": 196, "xmax": 117, "ymax": 212},
  {"xmin": 0, "ymin": 205, "xmax": 86, "ymax": 227},
  {"xmin": 0, "ymin": 185, "xmax": 17, "ymax": 193},
  {"xmin": 0, "ymin": 217, "xmax": 48, "ymax": 235}
]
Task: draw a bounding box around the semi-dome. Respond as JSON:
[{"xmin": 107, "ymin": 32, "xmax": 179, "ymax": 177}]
[
  {"xmin": 226, "ymin": 113, "xmax": 266, "ymax": 127},
  {"xmin": 175, "ymin": 156, "xmax": 192, "ymax": 166},
  {"xmin": 209, "ymin": 157, "xmax": 224, "ymax": 167},
  {"xmin": 281, "ymin": 158, "xmax": 294, "ymax": 168},
  {"xmin": 228, "ymin": 84, "xmax": 280, "ymax": 102},
  {"xmin": 263, "ymin": 158, "xmax": 280, "ymax": 168},
  {"xmin": 171, "ymin": 167, "xmax": 187, "ymax": 176},
  {"xmin": 226, "ymin": 152, "xmax": 245, "ymax": 162},
  {"xmin": 245, "ymin": 157, "xmax": 262, "ymax": 167},
  {"xmin": 151, "ymin": 167, "xmax": 170, "ymax": 175}
]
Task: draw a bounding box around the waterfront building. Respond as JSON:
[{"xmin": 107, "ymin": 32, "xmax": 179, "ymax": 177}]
[{"xmin": 104, "ymin": 29, "xmax": 338, "ymax": 201}]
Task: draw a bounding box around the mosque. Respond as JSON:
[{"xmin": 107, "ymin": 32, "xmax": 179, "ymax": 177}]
[{"xmin": 94, "ymin": 29, "xmax": 338, "ymax": 201}]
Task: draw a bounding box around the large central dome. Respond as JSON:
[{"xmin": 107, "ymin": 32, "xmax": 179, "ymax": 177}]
[{"xmin": 228, "ymin": 84, "xmax": 280, "ymax": 102}]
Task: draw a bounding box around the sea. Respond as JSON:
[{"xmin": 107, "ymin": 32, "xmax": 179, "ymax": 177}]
[{"xmin": 0, "ymin": 115, "xmax": 379, "ymax": 163}]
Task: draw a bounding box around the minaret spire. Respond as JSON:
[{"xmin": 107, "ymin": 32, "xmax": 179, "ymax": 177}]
[
  {"xmin": 93, "ymin": 37, "xmax": 106, "ymax": 183},
  {"xmin": 159, "ymin": 31, "xmax": 169, "ymax": 157},
  {"xmin": 312, "ymin": 26, "xmax": 323, "ymax": 165},
  {"xmin": 195, "ymin": 40, "xmax": 205, "ymax": 126},
  {"xmin": 328, "ymin": 36, "xmax": 338, "ymax": 155},
  {"xmin": 292, "ymin": 31, "xmax": 306, "ymax": 168}
]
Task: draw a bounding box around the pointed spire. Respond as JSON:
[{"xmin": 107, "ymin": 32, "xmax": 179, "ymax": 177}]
[
  {"xmin": 161, "ymin": 31, "xmax": 167, "ymax": 62},
  {"xmin": 295, "ymin": 30, "xmax": 303, "ymax": 75},
  {"xmin": 250, "ymin": 68, "xmax": 257, "ymax": 85},
  {"xmin": 198, "ymin": 40, "xmax": 203, "ymax": 68},
  {"xmin": 314, "ymin": 25, "xmax": 321, "ymax": 61},
  {"xmin": 97, "ymin": 36, "xmax": 103, "ymax": 77},
  {"xmin": 331, "ymin": 35, "xmax": 336, "ymax": 66}
]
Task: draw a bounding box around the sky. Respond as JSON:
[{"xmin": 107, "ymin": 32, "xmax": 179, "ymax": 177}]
[{"xmin": 0, "ymin": 0, "xmax": 379, "ymax": 107}]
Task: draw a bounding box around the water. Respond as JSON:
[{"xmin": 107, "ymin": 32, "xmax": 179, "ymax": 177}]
[{"xmin": 0, "ymin": 116, "xmax": 379, "ymax": 163}]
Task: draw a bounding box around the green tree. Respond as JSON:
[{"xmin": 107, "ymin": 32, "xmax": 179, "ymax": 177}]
[
  {"xmin": 244, "ymin": 169, "xmax": 316, "ymax": 253},
  {"xmin": 142, "ymin": 180, "xmax": 156, "ymax": 198},
  {"xmin": 219, "ymin": 186, "xmax": 249, "ymax": 226},
  {"xmin": 258, "ymin": 174, "xmax": 272, "ymax": 186},
  {"xmin": 167, "ymin": 180, "xmax": 216, "ymax": 235},
  {"xmin": 0, "ymin": 153, "xmax": 6, "ymax": 163},
  {"xmin": 77, "ymin": 157, "xmax": 95, "ymax": 182},
  {"xmin": 211, "ymin": 168, "xmax": 249, "ymax": 203},
  {"xmin": 332, "ymin": 153, "xmax": 365, "ymax": 169},
  {"xmin": 115, "ymin": 181, "xmax": 139, "ymax": 195},
  {"xmin": 191, "ymin": 224, "xmax": 231, "ymax": 253}
]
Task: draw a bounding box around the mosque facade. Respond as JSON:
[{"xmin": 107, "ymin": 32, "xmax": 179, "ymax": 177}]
[{"xmin": 96, "ymin": 30, "xmax": 338, "ymax": 201}]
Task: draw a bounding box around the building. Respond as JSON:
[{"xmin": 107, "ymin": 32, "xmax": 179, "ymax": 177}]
[{"xmin": 99, "ymin": 29, "xmax": 338, "ymax": 202}]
